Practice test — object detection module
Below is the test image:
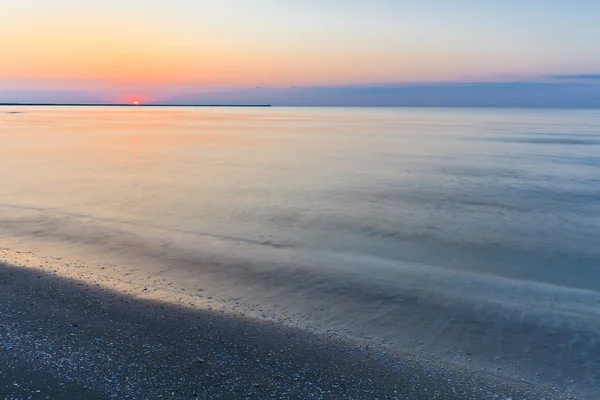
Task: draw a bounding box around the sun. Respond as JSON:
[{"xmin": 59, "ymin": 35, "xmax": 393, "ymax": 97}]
[{"xmin": 133, "ymin": 100, "xmax": 139, "ymax": 105}]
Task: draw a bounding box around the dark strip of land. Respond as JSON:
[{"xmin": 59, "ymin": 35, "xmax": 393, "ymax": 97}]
[
  {"xmin": 0, "ymin": 103, "xmax": 271, "ymax": 107},
  {"xmin": 0, "ymin": 262, "xmax": 556, "ymax": 399}
]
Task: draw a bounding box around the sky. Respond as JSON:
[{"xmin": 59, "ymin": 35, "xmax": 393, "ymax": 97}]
[{"xmin": 1, "ymin": 0, "xmax": 600, "ymax": 106}]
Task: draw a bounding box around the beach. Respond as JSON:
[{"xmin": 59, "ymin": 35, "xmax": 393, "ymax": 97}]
[{"xmin": 0, "ymin": 248, "xmax": 565, "ymax": 400}]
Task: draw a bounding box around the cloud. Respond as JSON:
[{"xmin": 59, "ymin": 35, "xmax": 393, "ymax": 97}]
[
  {"xmin": 3, "ymin": 81, "xmax": 600, "ymax": 108},
  {"xmin": 163, "ymin": 82, "xmax": 600, "ymax": 108},
  {"xmin": 550, "ymin": 74, "xmax": 600, "ymax": 80}
]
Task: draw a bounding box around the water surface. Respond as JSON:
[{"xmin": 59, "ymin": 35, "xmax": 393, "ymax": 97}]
[{"xmin": 1, "ymin": 106, "xmax": 599, "ymax": 394}]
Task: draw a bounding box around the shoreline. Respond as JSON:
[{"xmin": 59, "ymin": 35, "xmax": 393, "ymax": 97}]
[
  {"xmin": 0, "ymin": 248, "xmax": 578, "ymax": 399},
  {"xmin": 1, "ymin": 214, "xmax": 599, "ymax": 397}
]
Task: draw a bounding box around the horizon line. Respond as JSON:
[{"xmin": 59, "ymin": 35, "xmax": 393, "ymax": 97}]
[{"xmin": 0, "ymin": 103, "xmax": 272, "ymax": 107}]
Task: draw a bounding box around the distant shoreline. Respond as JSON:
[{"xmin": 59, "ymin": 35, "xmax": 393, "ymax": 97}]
[
  {"xmin": 0, "ymin": 103, "xmax": 271, "ymax": 107},
  {"xmin": 3, "ymin": 103, "xmax": 600, "ymax": 109}
]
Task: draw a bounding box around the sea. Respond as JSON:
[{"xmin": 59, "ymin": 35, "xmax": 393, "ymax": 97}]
[{"xmin": 1, "ymin": 106, "xmax": 599, "ymax": 394}]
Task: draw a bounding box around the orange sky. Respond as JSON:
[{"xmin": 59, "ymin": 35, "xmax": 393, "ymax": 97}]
[
  {"xmin": 1, "ymin": 18, "xmax": 470, "ymax": 88},
  {"xmin": 1, "ymin": 1, "xmax": 599, "ymax": 97}
]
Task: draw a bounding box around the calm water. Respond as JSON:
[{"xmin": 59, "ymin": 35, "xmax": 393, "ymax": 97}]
[{"xmin": 1, "ymin": 107, "xmax": 600, "ymax": 392}]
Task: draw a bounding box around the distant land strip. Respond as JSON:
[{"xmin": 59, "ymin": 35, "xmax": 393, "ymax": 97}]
[{"xmin": 0, "ymin": 103, "xmax": 271, "ymax": 107}]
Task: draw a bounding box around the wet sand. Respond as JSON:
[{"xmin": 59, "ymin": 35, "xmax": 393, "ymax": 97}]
[{"xmin": 0, "ymin": 250, "xmax": 567, "ymax": 400}]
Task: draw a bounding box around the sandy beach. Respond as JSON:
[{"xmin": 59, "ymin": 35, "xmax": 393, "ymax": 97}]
[{"xmin": 0, "ymin": 248, "xmax": 567, "ymax": 400}]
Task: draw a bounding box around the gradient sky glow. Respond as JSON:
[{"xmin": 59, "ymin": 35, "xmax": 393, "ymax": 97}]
[{"xmin": 2, "ymin": 0, "xmax": 600, "ymax": 104}]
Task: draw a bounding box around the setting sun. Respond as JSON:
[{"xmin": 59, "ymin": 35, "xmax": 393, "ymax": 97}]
[{"xmin": 133, "ymin": 100, "xmax": 139, "ymax": 105}]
